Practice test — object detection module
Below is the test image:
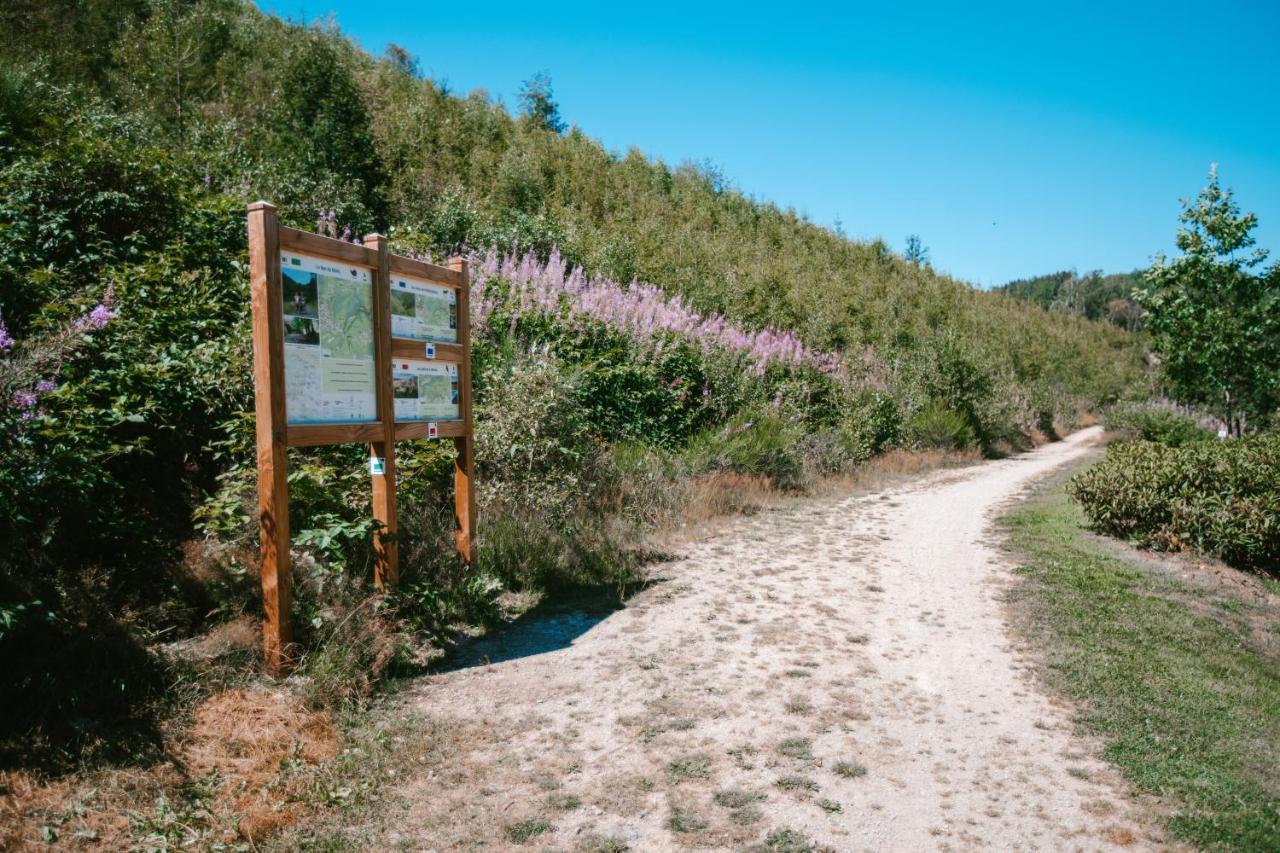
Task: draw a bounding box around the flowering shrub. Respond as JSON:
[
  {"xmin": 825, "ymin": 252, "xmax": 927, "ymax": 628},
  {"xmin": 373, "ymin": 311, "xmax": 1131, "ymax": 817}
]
[
  {"xmin": 470, "ymin": 247, "xmax": 843, "ymax": 376},
  {"xmin": 0, "ymin": 288, "xmax": 116, "ymax": 421}
]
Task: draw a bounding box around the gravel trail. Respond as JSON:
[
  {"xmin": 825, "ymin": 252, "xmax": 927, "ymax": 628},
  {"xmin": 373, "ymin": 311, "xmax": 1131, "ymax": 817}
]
[{"xmin": 385, "ymin": 426, "xmax": 1158, "ymax": 851}]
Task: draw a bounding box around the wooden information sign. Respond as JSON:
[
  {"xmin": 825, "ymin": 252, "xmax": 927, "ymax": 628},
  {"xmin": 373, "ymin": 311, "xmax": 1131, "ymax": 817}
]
[{"xmin": 247, "ymin": 201, "xmax": 476, "ymax": 675}]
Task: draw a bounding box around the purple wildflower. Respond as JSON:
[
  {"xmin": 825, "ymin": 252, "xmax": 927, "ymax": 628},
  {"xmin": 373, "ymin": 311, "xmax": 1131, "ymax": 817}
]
[
  {"xmin": 86, "ymin": 304, "xmax": 114, "ymax": 330},
  {"xmin": 469, "ymin": 247, "xmax": 844, "ymax": 375},
  {"xmin": 11, "ymin": 389, "xmax": 37, "ymax": 411},
  {"xmin": 0, "ymin": 313, "xmax": 12, "ymax": 354},
  {"xmin": 35, "ymin": 379, "xmax": 56, "ymax": 394}
]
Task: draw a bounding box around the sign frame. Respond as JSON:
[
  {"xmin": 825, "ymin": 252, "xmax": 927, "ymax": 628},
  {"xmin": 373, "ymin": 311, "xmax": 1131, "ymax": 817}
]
[{"xmin": 247, "ymin": 201, "xmax": 476, "ymax": 675}]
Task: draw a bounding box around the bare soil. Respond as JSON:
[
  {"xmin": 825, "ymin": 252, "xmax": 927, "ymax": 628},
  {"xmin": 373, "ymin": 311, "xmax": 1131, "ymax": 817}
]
[{"xmin": 372, "ymin": 426, "xmax": 1164, "ymax": 850}]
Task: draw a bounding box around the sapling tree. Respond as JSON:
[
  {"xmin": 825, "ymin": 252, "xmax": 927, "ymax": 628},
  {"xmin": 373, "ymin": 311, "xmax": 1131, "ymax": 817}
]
[
  {"xmin": 518, "ymin": 71, "xmax": 566, "ymax": 134},
  {"xmin": 1138, "ymin": 166, "xmax": 1280, "ymax": 435},
  {"xmin": 904, "ymin": 234, "xmax": 929, "ymax": 267}
]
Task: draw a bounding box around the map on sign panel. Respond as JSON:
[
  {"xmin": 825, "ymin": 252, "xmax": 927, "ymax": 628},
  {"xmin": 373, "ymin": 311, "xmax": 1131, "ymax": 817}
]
[
  {"xmin": 392, "ymin": 360, "xmax": 460, "ymax": 421},
  {"xmin": 389, "ymin": 274, "xmax": 458, "ymax": 343},
  {"xmin": 281, "ymin": 252, "xmax": 377, "ymax": 424}
]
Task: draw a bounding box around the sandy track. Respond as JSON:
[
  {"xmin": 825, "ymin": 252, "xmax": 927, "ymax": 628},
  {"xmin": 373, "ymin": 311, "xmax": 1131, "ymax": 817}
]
[{"xmin": 385, "ymin": 426, "xmax": 1157, "ymax": 851}]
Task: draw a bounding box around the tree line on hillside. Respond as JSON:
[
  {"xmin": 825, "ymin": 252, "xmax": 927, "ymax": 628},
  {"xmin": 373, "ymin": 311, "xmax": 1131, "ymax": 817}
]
[{"xmin": 996, "ymin": 269, "xmax": 1147, "ymax": 330}]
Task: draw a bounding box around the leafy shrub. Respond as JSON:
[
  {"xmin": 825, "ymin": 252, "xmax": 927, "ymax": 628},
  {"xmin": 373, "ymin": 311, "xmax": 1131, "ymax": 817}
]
[
  {"xmin": 905, "ymin": 400, "xmax": 976, "ymax": 450},
  {"xmin": 1102, "ymin": 402, "xmax": 1213, "ymax": 446},
  {"xmin": 473, "ymin": 354, "xmax": 604, "ymax": 525},
  {"xmin": 841, "ymin": 389, "xmax": 903, "ymax": 458},
  {"xmin": 912, "ymin": 334, "xmax": 1009, "ymax": 452},
  {"xmin": 1069, "ymin": 435, "xmax": 1280, "ymax": 571},
  {"xmin": 686, "ymin": 413, "xmax": 805, "ymax": 490}
]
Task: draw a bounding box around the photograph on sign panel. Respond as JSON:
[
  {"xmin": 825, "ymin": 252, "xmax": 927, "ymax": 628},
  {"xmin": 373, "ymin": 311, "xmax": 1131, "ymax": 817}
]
[
  {"xmin": 392, "ymin": 375, "xmax": 418, "ymax": 399},
  {"xmin": 390, "ymin": 289, "xmax": 416, "ymax": 318},
  {"xmin": 282, "ymin": 267, "xmax": 318, "ymax": 318},
  {"xmin": 283, "ymin": 315, "xmax": 319, "ymax": 346},
  {"xmin": 419, "ymin": 371, "xmax": 459, "ymax": 419}
]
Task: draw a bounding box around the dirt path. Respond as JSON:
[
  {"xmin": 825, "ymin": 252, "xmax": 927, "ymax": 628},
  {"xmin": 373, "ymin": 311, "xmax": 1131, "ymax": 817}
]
[{"xmin": 381, "ymin": 427, "xmax": 1158, "ymax": 851}]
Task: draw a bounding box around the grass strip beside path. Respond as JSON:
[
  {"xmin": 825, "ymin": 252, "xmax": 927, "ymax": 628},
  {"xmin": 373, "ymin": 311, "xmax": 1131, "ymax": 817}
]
[{"xmin": 1001, "ymin": 481, "xmax": 1280, "ymax": 851}]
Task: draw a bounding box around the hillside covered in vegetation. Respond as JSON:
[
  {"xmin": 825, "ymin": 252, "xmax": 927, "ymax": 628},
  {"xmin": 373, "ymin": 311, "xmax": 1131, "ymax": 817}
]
[{"xmin": 0, "ymin": 0, "xmax": 1147, "ymax": 770}]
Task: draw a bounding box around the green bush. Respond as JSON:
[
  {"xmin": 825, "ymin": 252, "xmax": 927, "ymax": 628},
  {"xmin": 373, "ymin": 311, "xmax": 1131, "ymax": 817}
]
[
  {"xmin": 686, "ymin": 412, "xmax": 805, "ymax": 489},
  {"xmin": 1069, "ymin": 435, "xmax": 1280, "ymax": 571},
  {"xmin": 473, "ymin": 354, "xmax": 604, "ymax": 526},
  {"xmin": 905, "ymin": 400, "xmax": 976, "ymax": 450},
  {"xmin": 1102, "ymin": 402, "xmax": 1214, "ymax": 446},
  {"xmin": 846, "ymin": 389, "xmax": 902, "ymax": 455}
]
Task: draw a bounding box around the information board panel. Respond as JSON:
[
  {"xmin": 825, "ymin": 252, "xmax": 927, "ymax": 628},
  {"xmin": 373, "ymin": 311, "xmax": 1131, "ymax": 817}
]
[
  {"xmin": 281, "ymin": 251, "xmax": 377, "ymax": 424},
  {"xmin": 249, "ymin": 202, "xmax": 476, "ymax": 676},
  {"xmin": 390, "ymin": 273, "xmax": 458, "ymax": 342},
  {"xmin": 393, "ymin": 359, "xmax": 460, "ymax": 421}
]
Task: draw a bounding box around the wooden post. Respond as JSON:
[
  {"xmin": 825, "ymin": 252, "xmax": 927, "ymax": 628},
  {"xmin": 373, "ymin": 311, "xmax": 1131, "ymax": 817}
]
[
  {"xmin": 247, "ymin": 201, "xmax": 294, "ymax": 676},
  {"xmin": 450, "ymin": 256, "xmax": 477, "ymax": 565},
  {"xmin": 365, "ymin": 233, "xmax": 398, "ymax": 589}
]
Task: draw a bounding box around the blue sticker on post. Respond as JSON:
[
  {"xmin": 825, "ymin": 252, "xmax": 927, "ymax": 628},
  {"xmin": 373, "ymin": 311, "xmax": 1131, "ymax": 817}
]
[
  {"xmin": 369, "ymin": 456, "xmax": 386, "ymax": 475},
  {"xmin": 425, "ymin": 343, "xmax": 436, "ymax": 359}
]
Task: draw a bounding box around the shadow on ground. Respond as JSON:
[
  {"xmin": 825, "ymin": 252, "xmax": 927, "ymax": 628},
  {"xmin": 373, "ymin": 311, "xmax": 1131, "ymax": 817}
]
[{"xmin": 431, "ymin": 582, "xmax": 657, "ymax": 673}]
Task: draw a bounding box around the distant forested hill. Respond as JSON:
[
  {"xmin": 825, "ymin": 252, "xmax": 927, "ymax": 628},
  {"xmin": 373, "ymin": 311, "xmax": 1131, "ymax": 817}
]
[{"xmin": 995, "ymin": 270, "xmax": 1146, "ymax": 330}]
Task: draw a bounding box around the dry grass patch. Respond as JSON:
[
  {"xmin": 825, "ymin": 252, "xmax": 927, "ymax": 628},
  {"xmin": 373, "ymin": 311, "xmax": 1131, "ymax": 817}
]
[
  {"xmin": 832, "ymin": 760, "xmax": 867, "ymax": 779},
  {"xmin": 666, "ymin": 806, "xmax": 710, "ymax": 833},
  {"xmin": 0, "ymin": 687, "xmax": 340, "ymax": 849},
  {"xmin": 774, "ymin": 775, "xmax": 819, "ymax": 794},
  {"xmin": 746, "ymin": 826, "xmax": 832, "ymax": 852},
  {"xmin": 776, "ymin": 737, "xmax": 813, "ymax": 760},
  {"xmin": 506, "ymin": 817, "xmax": 554, "ymax": 844},
  {"xmin": 185, "ymin": 688, "xmax": 339, "ymax": 842},
  {"xmin": 681, "ymin": 471, "xmax": 780, "ymax": 527},
  {"xmin": 807, "ymin": 448, "xmax": 981, "ymax": 498},
  {"xmin": 665, "ymin": 752, "xmax": 712, "ymax": 782},
  {"xmin": 577, "ymin": 831, "xmax": 632, "ymax": 852},
  {"xmin": 547, "ymin": 791, "xmax": 581, "ymax": 810}
]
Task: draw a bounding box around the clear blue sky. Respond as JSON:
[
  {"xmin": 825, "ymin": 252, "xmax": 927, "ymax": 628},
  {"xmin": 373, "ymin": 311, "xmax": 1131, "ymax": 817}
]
[{"xmin": 266, "ymin": 0, "xmax": 1280, "ymax": 287}]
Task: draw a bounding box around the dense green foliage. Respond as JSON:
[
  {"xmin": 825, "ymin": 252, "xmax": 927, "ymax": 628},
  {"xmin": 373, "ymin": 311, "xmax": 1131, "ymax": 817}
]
[
  {"xmin": 1137, "ymin": 167, "xmax": 1280, "ymax": 435},
  {"xmin": 1069, "ymin": 435, "xmax": 1280, "ymax": 572},
  {"xmin": 1101, "ymin": 401, "xmax": 1214, "ymax": 446},
  {"xmin": 996, "ymin": 268, "xmax": 1146, "ymax": 330},
  {"xmin": 0, "ymin": 1, "xmax": 1147, "ymax": 765},
  {"xmin": 1004, "ymin": 483, "xmax": 1280, "ymax": 849}
]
